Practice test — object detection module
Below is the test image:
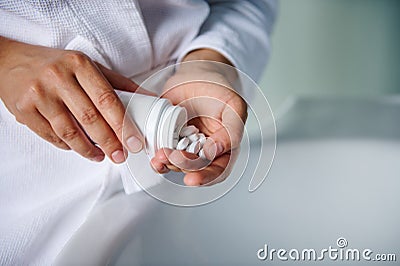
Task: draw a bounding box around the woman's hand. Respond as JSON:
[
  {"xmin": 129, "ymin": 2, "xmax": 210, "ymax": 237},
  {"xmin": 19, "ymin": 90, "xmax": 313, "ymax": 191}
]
[
  {"xmin": 0, "ymin": 37, "xmax": 146, "ymax": 163},
  {"xmin": 150, "ymin": 49, "xmax": 247, "ymax": 186}
]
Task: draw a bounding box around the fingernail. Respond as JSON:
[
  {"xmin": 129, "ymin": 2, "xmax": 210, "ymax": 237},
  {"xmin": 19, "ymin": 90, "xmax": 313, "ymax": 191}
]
[
  {"xmin": 126, "ymin": 136, "xmax": 143, "ymax": 153},
  {"xmin": 111, "ymin": 150, "xmax": 125, "ymax": 164},
  {"xmin": 92, "ymin": 154, "xmax": 105, "ymax": 162}
]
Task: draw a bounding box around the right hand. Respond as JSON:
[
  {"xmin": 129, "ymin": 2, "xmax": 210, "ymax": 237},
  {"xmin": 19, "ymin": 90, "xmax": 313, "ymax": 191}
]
[{"xmin": 0, "ymin": 37, "xmax": 147, "ymax": 163}]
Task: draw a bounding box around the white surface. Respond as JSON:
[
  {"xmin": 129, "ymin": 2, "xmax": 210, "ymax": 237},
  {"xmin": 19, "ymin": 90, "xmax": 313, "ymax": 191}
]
[{"xmin": 127, "ymin": 139, "xmax": 400, "ymax": 266}]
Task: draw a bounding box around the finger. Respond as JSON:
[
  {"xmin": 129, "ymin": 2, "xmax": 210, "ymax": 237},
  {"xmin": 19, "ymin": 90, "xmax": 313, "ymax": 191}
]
[
  {"xmin": 150, "ymin": 157, "xmax": 169, "ymax": 174},
  {"xmin": 74, "ymin": 60, "xmax": 144, "ymax": 154},
  {"xmin": 167, "ymin": 150, "xmax": 210, "ymax": 171},
  {"xmin": 203, "ymin": 148, "xmax": 239, "ymax": 186},
  {"xmin": 152, "ymin": 149, "xmax": 185, "ymax": 172},
  {"xmin": 166, "ymin": 165, "xmax": 182, "ymax": 172},
  {"xmin": 152, "ymin": 149, "xmax": 179, "ymax": 172},
  {"xmin": 203, "ymin": 104, "xmax": 245, "ymax": 158},
  {"xmin": 95, "ymin": 62, "xmax": 156, "ymax": 96},
  {"xmin": 202, "ymin": 127, "xmax": 228, "ymax": 159},
  {"xmin": 55, "ymin": 78, "xmax": 127, "ymax": 163},
  {"xmin": 183, "ymin": 153, "xmax": 231, "ymax": 186},
  {"xmin": 153, "ymin": 148, "xmax": 174, "ymax": 165},
  {"xmin": 19, "ymin": 109, "xmax": 70, "ymax": 151},
  {"xmin": 153, "ymin": 148, "xmax": 210, "ymax": 172},
  {"xmin": 38, "ymin": 101, "xmax": 106, "ymax": 162}
]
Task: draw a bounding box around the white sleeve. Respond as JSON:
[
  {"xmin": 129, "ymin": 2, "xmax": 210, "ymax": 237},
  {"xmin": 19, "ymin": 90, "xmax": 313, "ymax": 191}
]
[{"xmin": 177, "ymin": 0, "xmax": 277, "ymax": 82}]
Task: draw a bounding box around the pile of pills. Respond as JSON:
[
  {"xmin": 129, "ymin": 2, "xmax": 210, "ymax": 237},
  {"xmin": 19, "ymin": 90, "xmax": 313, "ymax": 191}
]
[{"xmin": 176, "ymin": 125, "xmax": 207, "ymax": 159}]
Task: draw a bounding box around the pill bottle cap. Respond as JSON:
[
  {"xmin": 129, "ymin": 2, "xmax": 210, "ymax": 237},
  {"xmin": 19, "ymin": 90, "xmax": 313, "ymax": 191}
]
[
  {"xmin": 158, "ymin": 104, "xmax": 187, "ymax": 150},
  {"xmin": 118, "ymin": 91, "xmax": 187, "ymax": 157},
  {"xmin": 144, "ymin": 98, "xmax": 187, "ymax": 157}
]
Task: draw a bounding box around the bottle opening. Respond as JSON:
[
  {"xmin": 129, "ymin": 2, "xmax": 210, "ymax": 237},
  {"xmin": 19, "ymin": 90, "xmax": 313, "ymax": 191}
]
[{"xmin": 158, "ymin": 104, "xmax": 187, "ymax": 150}]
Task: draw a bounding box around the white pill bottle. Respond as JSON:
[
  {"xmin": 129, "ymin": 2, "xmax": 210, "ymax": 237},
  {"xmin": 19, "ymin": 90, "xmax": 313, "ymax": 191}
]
[{"xmin": 117, "ymin": 91, "xmax": 187, "ymax": 157}]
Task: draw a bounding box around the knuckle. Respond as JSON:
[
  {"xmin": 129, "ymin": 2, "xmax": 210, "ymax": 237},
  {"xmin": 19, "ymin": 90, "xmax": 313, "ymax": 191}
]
[
  {"xmin": 14, "ymin": 114, "xmax": 26, "ymax": 124},
  {"xmin": 43, "ymin": 63, "xmax": 63, "ymax": 80},
  {"xmin": 15, "ymin": 91, "xmax": 37, "ymax": 113},
  {"xmin": 97, "ymin": 91, "xmax": 118, "ymax": 108},
  {"xmin": 15, "ymin": 100, "xmax": 32, "ymax": 114},
  {"xmin": 113, "ymin": 122, "xmax": 124, "ymax": 136},
  {"xmin": 65, "ymin": 51, "xmax": 90, "ymax": 66},
  {"xmin": 28, "ymin": 82, "xmax": 45, "ymax": 98},
  {"xmin": 46, "ymin": 133, "xmax": 63, "ymax": 146},
  {"xmin": 101, "ymin": 136, "xmax": 116, "ymax": 148},
  {"xmin": 98, "ymin": 136, "xmax": 119, "ymax": 151},
  {"xmin": 60, "ymin": 127, "xmax": 80, "ymax": 141},
  {"xmin": 82, "ymin": 148, "xmax": 96, "ymax": 158},
  {"xmin": 80, "ymin": 108, "xmax": 99, "ymax": 125}
]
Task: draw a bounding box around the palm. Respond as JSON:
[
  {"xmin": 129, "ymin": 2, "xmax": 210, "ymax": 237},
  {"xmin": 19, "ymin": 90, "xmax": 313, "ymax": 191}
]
[{"xmin": 150, "ymin": 70, "xmax": 246, "ymax": 186}]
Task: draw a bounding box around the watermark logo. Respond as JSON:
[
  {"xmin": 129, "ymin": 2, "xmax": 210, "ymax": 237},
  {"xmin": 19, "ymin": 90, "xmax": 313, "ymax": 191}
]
[
  {"xmin": 336, "ymin": 237, "xmax": 348, "ymax": 248},
  {"xmin": 257, "ymin": 238, "xmax": 397, "ymax": 262}
]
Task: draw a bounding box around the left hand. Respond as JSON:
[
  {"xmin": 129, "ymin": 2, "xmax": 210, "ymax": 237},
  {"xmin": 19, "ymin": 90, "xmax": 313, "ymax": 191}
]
[{"xmin": 150, "ymin": 51, "xmax": 247, "ymax": 186}]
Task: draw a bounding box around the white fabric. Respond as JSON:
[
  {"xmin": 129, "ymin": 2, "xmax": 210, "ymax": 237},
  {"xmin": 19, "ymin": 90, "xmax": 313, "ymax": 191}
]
[
  {"xmin": 0, "ymin": 0, "xmax": 275, "ymax": 264},
  {"xmin": 0, "ymin": 102, "xmax": 126, "ymax": 265}
]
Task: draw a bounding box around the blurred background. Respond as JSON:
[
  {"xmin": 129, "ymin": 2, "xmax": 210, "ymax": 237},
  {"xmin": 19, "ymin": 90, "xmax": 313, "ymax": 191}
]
[{"xmin": 260, "ymin": 0, "xmax": 400, "ymax": 110}]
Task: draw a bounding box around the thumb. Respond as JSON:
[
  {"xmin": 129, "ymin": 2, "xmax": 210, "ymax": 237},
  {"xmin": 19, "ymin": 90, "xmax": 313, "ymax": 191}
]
[{"xmin": 95, "ymin": 62, "xmax": 156, "ymax": 96}]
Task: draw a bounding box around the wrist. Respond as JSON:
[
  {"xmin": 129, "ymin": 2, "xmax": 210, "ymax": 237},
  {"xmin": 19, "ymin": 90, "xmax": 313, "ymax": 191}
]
[
  {"xmin": 182, "ymin": 49, "xmax": 233, "ymax": 66},
  {"xmin": 180, "ymin": 49, "xmax": 238, "ymax": 86}
]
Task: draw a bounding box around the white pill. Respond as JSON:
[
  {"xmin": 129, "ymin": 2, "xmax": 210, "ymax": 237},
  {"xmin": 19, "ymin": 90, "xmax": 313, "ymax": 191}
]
[
  {"xmin": 198, "ymin": 133, "xmax": 206, "ymax": 146},
  {"xmin": 179, "ymin": 125, "xmax": 199, "ymax": 137},
  {"xmin": 176, "ymin": 137, "xmax": 190, "ymax": 150},
  {"xmin": 186, "ymin": 141, "xmax": 200, "ymax": 154},
  {"xmin": 187, "ymin": 133, "xmax": 199, "ymax": 142},
  {"xmin": 198, "ymin": 148, "xmax": 206, "ymax": 159}
]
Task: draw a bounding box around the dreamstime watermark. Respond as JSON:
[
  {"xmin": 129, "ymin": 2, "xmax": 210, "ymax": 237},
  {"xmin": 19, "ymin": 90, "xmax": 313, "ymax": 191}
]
[{"xmin": 257, "ymin": 237, "xmax": 397, "ymax": 262}]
